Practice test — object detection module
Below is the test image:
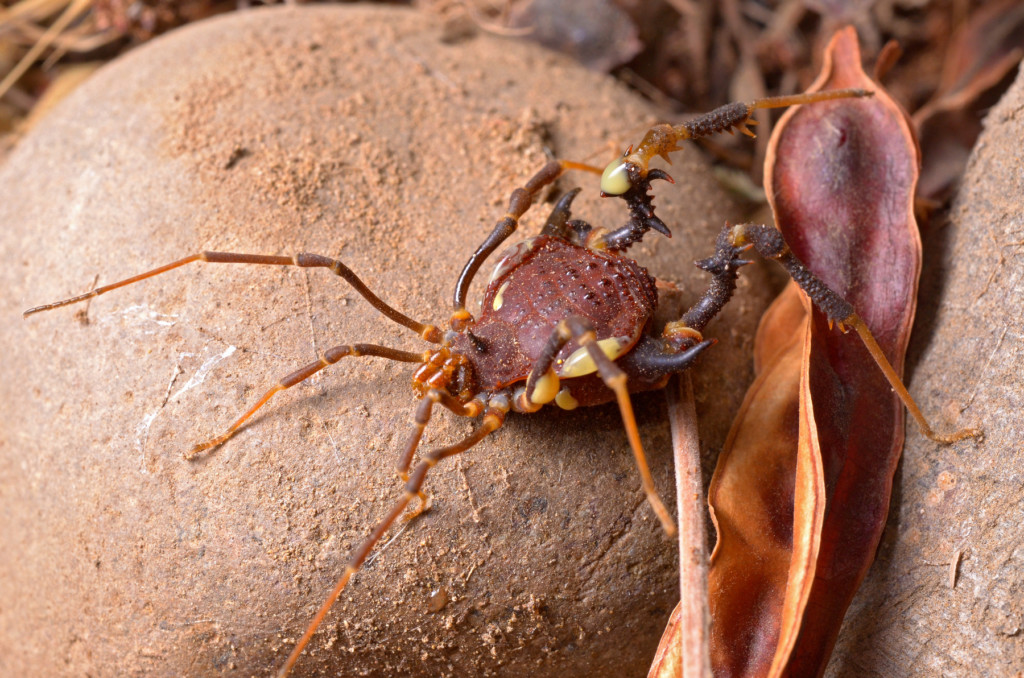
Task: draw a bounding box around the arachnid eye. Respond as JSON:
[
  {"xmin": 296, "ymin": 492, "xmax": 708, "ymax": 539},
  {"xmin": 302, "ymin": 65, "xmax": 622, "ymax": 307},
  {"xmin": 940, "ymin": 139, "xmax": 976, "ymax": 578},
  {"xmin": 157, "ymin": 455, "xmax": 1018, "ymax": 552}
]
[{"xmin": 600, "ymin": 158, "xmax": 632, "ymax": 196}]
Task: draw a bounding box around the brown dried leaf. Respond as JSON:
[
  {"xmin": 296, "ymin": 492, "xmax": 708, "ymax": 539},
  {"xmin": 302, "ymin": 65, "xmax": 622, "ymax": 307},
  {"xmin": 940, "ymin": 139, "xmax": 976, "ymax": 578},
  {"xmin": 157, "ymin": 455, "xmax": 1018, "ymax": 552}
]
[
  {"xmin": 707, "ymin": 312, "xmax": 811, "ymax": 677},
  {"xmin": 766, "ymin": 26, "xmax": 922, "ymax": 676},
  {"xmin": 913, "ymin": 0, "xmax": 1024, "ymax": 199},
  {"xmin": 914, "ymin": 0, "xmax": 1024, "ymax": 122},
  {"xmin": 648, "ymin": 601, "xmax": 684, "ymax": 678},
  {"xmin": 753, "ymin": 281, "xmax": 804, "ymax": 375},
  {"xmin": 705, "ymin": 25, "xmax": 923, "ymax": 678}
]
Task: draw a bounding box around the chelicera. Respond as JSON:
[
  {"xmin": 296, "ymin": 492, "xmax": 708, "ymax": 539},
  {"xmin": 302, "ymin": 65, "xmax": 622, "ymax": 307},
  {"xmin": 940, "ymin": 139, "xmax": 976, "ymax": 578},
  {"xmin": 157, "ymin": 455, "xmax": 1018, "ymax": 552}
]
[{"xmin": 24, "ymin": 88, "xmax": 975, "ymax": 677}]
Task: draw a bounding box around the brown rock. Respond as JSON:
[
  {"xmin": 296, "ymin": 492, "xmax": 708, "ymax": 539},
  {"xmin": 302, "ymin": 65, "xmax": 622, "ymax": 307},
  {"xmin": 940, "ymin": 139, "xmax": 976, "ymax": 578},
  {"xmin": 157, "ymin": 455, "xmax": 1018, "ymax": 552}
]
[
  {"xmin": 829, "ymin": 69, "xmax": 1024, "ymax": 675},
  {"xmin": 0, "ymin": 6, "xmax": 766, "ymax": 677}
]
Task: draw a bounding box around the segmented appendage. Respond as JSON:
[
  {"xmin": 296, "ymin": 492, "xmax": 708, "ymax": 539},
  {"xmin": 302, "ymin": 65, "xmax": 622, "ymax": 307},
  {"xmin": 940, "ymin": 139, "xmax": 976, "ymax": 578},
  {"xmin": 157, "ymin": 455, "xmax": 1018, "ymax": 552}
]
[{"xmin": 599, "ymin": 88, "xmax": 874, "ymax": 196}]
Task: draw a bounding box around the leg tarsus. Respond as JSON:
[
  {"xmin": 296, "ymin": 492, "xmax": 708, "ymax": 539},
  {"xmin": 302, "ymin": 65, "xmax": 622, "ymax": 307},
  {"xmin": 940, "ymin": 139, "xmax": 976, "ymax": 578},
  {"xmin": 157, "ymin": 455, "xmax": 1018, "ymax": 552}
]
[
  {"xmin": 276, "ymin": 407, "xmax": 507, "ymax": 678},
  {"xmin": 846, "ymin": 316, "xmax": 982, "ymax": 444},
  {"xmin": 562, "ymin": 317, "xmax": 678, "ymax": 537},
  {"xmin": 403, "ymin": 491, "xmax": 433, "ymax": 522},
  {"xmin": 25, "ymin": 251, "xmax": 441, "ymax": 342},
  {"xmin": 748, "ymin": 88, "xmax": 873, "ymax": 113},
  {"xmin": 187, "ymin": 344, "xmax": 424, "ymax": 458},
  {"xmin": 24, "ymin": 254, "xmax": 207, "ymax": 317},
  {"xmin": 730, "ymin": 221, "xmax": 982, "ymax": 445}
]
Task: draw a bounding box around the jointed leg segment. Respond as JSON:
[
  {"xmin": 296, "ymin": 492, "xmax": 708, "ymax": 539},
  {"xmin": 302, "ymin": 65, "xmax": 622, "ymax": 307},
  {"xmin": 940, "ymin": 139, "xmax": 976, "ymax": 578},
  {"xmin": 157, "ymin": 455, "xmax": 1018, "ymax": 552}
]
[
  {"xmin": 517, "ymin": 316, "xmax": 678, "ymax": 537},
  {"xmin": 626, "ymin": 89, "xmax": 874, "ymax": 178},
  {"xmin": 277, "ymin": 405, "xmax": 507, "ymax": 678},
  {"xmin": 727, "ymin": 222, "xmax": 979, "ymax": 443},
  {"xmin": 569, "ymin": 317, "xmax": 678, "ymax": 537},
  {"xmin": 189, "ymin": 344, "xmax": 427, "ymax": 457},
  {"xmin": 396, "ymin": 389, "xmax": 484, "ymax": 480},
  {"xmin": 24, "ymin": 250, "xmax": 442, "ymax": 342},
  {"xmin": 394, "ymin": 389, "xmax": 485, "ymax": 518},
  {"xmin": 451, "ymin": 159, "xmax": 602, "ymax": 327}
]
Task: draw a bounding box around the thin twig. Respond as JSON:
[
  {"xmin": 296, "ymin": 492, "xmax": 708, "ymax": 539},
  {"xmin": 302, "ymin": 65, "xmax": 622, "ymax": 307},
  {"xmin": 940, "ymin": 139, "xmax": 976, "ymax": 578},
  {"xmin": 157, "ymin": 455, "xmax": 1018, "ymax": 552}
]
[
  {"xmin": 949, "ymin": 548, "xmax": 963, "ymax": 589},
  {"xmin": 664, "ymin": 373, "xmax": 712, "ymax": 677},
  {"xmin": 0, "ymin": 0, "xmax": 91, "ymax": 100}
]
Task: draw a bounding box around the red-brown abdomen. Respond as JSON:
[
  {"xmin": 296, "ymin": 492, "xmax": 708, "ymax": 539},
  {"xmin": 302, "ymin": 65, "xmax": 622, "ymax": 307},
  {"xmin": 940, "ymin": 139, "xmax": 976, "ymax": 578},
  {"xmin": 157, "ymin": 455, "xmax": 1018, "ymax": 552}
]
[{"xmin": 452, "ymin": 235, "xmax": 658, "ymax": 393}]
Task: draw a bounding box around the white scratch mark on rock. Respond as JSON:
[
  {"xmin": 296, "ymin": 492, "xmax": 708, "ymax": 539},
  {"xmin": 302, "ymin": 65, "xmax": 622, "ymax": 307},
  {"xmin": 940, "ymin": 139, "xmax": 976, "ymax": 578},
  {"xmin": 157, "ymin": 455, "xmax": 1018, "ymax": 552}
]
[
  {"xmin": 136, "ymin": 359, "xmax": 185, "ymax": 473},
  {"xmin": 99, "ymin": 303, "xmax": 178, "ymax": 333},
  {"xmin": 171, "ymin": 345, "xmax": 237, "ymax": 402}
]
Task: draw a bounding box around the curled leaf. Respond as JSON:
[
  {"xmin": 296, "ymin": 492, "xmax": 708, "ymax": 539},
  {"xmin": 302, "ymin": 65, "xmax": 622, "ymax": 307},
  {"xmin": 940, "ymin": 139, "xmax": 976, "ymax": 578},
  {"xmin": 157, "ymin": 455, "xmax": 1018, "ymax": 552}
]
[
  {"xmin": 753, "ymin": 282, "xmax": 805, "ymax": 374},
  {"xmin": 706, "ymin": 26, "xmax": 923, "ymax": 678},
  {"xmin": 648, "ymin": 602, "xmax": 684, "ymax": 678},
  {"xmin": 770, "ymin": 26, "xmax": 923, "ymax": 676},
  {"xmin": 707, "ymin": 316, "xmax": 812, "ymax": 677}
]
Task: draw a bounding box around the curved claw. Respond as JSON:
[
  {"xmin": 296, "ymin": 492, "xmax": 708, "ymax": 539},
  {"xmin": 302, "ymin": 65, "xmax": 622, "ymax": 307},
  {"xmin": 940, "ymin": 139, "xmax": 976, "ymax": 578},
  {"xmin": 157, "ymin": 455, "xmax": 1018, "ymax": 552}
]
[
  {"xmin": 620, "ymin": 337, "xmax": 718, "ymax": 378},
  {"xmin": 647, "ymin": 215, "xmax": 672, "ymax": 237},
  {"xmin": 694, "ymin": 249, "xmax": 750, "ymax": 275},
  {"xmin": 542, "ymin": 187, "xmax": 584, "ymax": 239},
  {"xmin": 647, "ymin": 168, "xmax": 675, "ymax": 185},
  {"xmin": 553, "ymin": 186, "xmax": 581, "ymax": 209}
]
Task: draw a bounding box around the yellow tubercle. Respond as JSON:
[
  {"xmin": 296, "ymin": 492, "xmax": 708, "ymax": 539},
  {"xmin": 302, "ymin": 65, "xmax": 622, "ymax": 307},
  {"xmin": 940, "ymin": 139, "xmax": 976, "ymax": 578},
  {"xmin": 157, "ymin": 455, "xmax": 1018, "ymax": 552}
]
[
  {"xmin": 554, "ymin": 388, "xmax": 578, "ymax": 410},
  {"xmin": 492, "ymin": 281, "xmax": 510, "ymax": 311},
  {"xmin": 558, "ymin": 337, "xmax": 627, "ymax": 378},
  {"xmin": 530, "ymin": 369, "xmax": 560, "ymax": 405}
]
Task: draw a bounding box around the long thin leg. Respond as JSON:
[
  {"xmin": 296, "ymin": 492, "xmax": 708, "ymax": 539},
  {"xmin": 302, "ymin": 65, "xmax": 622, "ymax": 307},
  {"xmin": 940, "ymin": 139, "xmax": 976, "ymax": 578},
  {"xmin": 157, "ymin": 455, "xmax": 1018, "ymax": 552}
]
[
  {"xmin": 679, "ymin": 89, "xmax": 876, "ymax": 142},
  {"xmin": 729, "ymin": 222, "xmax": 980, "ymax": 443},
  {"xmin": 396, "ymin": 389, "xmax": 484, "ymax": 479},
  {"xmin": 24, "ymin": 251, "xmax": 442, "ymax": 343},
  {"xmin": 597, "ymin": 89, "xmax": 874, "ymax": 210},
  {"xmin": 631, "ymin": 89, "xmax": 873, "ymax": 179},
  {"xmin": 394, "ymin": 389, "xmax": 486, "ymax": 518},
  {"xmin": 188, "ymin": 344, "xmax": 427, "ymax": 456},
  {"xmin": 451, "ymin": 159, "xmax": 602, "ymax": 328},
  {"xmin": 515, "ymin": 316, "xmax": 677, "ymax": 536},
  {"xmin": 277, "ymin": 402, "xmax": 508, "ymax": 678},
  {"xmin": 569, "ymin": 316, "xmax": 677, "ymax": 537}
]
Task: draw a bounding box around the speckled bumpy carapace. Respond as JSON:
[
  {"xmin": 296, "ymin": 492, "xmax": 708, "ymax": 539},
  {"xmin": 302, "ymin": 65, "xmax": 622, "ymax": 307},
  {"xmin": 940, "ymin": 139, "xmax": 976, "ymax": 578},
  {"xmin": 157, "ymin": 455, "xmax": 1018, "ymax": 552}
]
[{"xmin": 24, "ymin": 87, "xmax": 975, "ymax": 678}]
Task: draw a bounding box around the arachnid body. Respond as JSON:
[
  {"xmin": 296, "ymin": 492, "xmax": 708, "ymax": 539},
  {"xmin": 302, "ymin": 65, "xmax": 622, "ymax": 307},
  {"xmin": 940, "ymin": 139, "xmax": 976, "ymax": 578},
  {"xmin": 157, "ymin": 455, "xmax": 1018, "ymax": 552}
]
[{"xmin": 23, "ymin": 84, "xmax": 971, "ymax": 678}]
